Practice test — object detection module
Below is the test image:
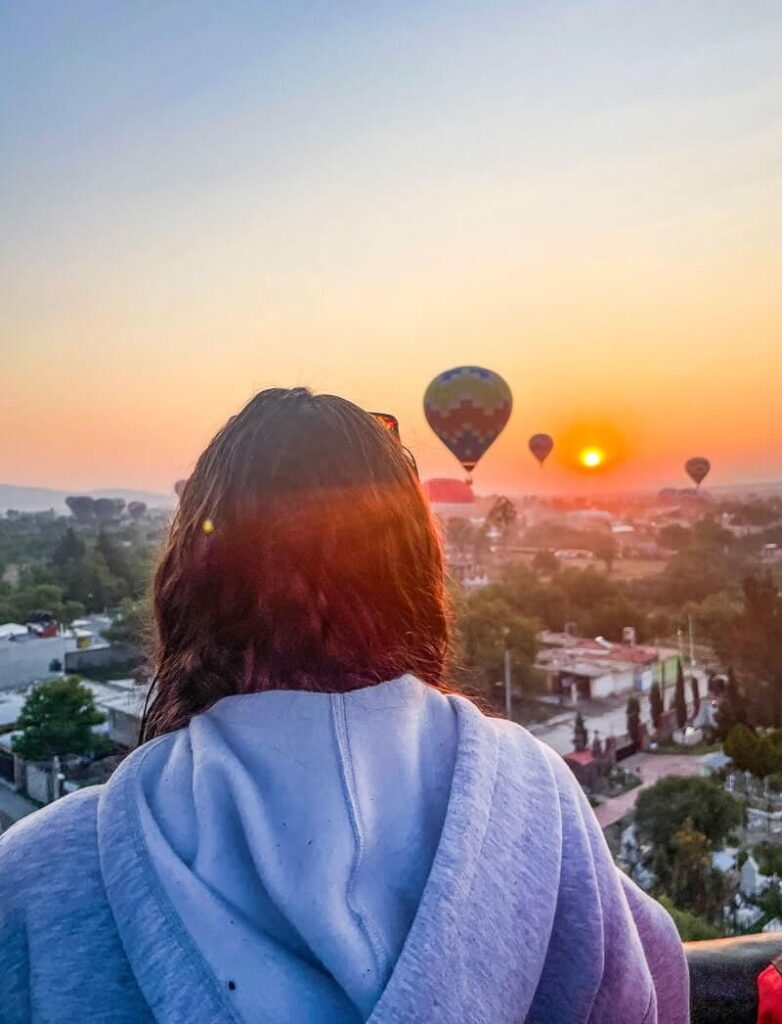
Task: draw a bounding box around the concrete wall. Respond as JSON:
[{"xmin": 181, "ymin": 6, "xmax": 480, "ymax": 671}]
[
  {"xmin": 64, "ymin": 643, "xmax": 139, "ymax": 675},
  {"xmin": 25, "ymin": 762, "xmax": 52, "ymax": 804},
  {"xmin": 106, "ymin": 707, "xmax": 141, "ymax": 748},
  {"xmin": 0, "ymin": 636, "xmax": 77, "ymax": 691}
]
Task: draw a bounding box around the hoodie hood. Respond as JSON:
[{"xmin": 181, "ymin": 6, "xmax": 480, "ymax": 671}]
[{"xmin": 96, "ymin": 676, "xmax": 688, "ymax": 1024}]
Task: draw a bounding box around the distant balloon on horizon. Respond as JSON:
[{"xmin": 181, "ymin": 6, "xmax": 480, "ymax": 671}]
[
  {"xmin": 423, "ymin": 366, "xmax": 512, "ymax": 483},
  {"xmin": 528, "ymin": 433, "xmax": 554, "ymax": 466},
  {"xmin": 685, "ymin": 457, "xmax": 711, "ymax": 488},
  {"xmin": 174, "ymin": 479, "xmax": 188, "ymax": 498}
]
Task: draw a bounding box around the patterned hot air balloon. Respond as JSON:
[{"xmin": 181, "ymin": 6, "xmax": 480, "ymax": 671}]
[
  {"xmin": 424, "ymin": 366, "xmax": 512, "ymax": 481},
  {"xmin": 685, "ymin": 457, "xmax": 711, "ymax": 488},
  {"xmin": 529, "ymin": 433, "xmax": 554, "ymax": 467}
]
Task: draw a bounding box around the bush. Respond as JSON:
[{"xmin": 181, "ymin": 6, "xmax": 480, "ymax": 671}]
[{"xmin": 657, "ymin": 894, "xmax": 723, "ymax": 942}]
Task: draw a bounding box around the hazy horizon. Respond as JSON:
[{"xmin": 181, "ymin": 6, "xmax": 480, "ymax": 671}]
[{"xmin": 3, "ymin": 2, "xmax": 781, "ymax": 495}]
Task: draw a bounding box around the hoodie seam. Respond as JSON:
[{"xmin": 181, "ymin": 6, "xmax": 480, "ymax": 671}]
[{"xmin": 331, "ymin": 692, "xmax": 391, "ymax": 979}]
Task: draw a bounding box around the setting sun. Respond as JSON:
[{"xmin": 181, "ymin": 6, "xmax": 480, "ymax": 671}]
[{"xmin": 579, "ymin": 447, "xmax": 605, "ymax": 469}]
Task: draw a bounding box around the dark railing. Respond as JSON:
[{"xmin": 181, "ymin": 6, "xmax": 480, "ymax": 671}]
[{"xmin": 686, "ymin": 932, "xmax": 782, "ymax": 1024}]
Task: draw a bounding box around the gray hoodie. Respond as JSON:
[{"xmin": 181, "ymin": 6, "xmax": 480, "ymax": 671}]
[{"xmin": 0, "ymin": 675, "xmax": 689, "ymax": 1023}]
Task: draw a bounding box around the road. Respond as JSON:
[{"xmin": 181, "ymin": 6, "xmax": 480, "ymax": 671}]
[
  {"xmin": 526, "ymin": 695, "xmax": 644, "ymax": 755},
  {"xmin": 0, "ymin": 779, "xmax": 39, "ymax": 831},
  {"xmin": 593, "ymin": 752, "xmax": 704, "ymax": 829}
]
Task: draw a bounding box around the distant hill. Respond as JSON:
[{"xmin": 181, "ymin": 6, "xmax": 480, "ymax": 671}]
[{"xmin": 0, "ymin": 483, "xmax": 174, "ymax": 514}]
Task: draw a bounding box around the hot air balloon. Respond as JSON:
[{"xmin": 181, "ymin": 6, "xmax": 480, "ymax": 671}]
[
  {"xmin": 174, "ymin": 479, "xmax": 188, "ymax": 499},
  {"xmin": 528, "ymin": 433, "xmax": 554, "ymax": 467},
  {"xmin": 685, "ymin": 457, "xmax": 711, "ymax": 489},
  {"xmin": 424, "ymin": 366, "xmax": 512, "ymax": 482}
]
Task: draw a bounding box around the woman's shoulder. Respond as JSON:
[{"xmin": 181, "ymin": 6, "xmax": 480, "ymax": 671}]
[{"xmin": 0, "ymin": 785, "xmax": 103, "ymax": 903}]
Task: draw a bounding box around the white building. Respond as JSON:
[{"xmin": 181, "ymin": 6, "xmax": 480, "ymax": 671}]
[{"xmin": 740, "ymin": 855, "xmax": 773, "ymax": 898}]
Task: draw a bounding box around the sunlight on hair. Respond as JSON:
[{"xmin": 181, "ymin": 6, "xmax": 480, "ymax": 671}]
[{"xmin": 201, "ymin": 518, "xmax": 215, "ymax": 534}]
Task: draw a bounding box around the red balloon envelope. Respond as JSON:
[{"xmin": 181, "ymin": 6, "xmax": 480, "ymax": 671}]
[
  {"xmin": 423, "ymin": 478, "xmax": 475, "ymax": 504},
  {"xmin": 424, "ymin": 366, "xmax": 512, "ymax": 479}
]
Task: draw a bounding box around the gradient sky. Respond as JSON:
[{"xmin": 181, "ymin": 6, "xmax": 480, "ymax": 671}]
[{"xmin": 3, "ymin": 1, "xmax": 781, "ymax": 495}]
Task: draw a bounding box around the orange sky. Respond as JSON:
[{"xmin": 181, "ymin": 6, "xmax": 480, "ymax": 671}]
[{"xmin": 3, "ymin": 3, "xmax": 782, "ymax": 496}]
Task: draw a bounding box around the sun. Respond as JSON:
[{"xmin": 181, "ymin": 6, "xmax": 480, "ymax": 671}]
[{"xmin": 579, "ymin": 447, "xmax": 604, "ymax": 469}]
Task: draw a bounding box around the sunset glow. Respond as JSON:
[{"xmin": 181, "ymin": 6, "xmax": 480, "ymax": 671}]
[
  {"xmin": 2, "ymin": 5, "xmax": 782, "ymax": 496},
  {"xmin": 580, "ymin": 448, "xmax": 605, "ymax": 470}
]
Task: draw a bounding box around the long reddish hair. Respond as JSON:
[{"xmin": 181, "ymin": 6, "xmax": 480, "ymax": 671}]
[{"xmin": 141, "ymin": 388, "xmax": 449, "ymax": 740}]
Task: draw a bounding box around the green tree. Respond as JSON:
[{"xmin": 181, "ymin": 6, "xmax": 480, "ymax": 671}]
[
  {"xmin": 532, "ymin": 549, "xmax": 559, "ymax": 576},
  {"xmin": 723, "ymin": 723, "xmax": 782, "ymax": 779},
  {"xmin": 626, "ymin": 695, "xmax": 641, "ymax": 747},
  {"xmin": 446, "ymin": 518, "xmax": 475, "ymax": 555},
  {"xmin": 486, "ymin": 496, "xmax": 517, "ymax": 538},
  {"xmin": 104, "ymin": 596, "xmax": 149, "ymax": 646},
  {"xmin": 715, "ymin": 577, "xmax": 782, "ymax": 726},
  {"xmin": 673, "ymin": 659, "xmax": 687, "ymax": 730},
  {"xmin": 649, "ymin": 682, "xmax": 664, "ymax": 732},
  {"xmin": 456, "ymin": 590, "xmax": 540, "ymax": 701},
  {"xmin": 51, "ymin": 527, "xmax": 85, "ymax": 568},
  {"xmin": 590, "ymin": 533, "xmax": 617, "ymax": 573},
  {"xmin": 12, "ymin": 677, "xmax": 107, "ymax": 761},
  {"xmin": 656, "ymin": 894, "xmax": 722, "ymax": 941},
  {"xmin": 715, "ymin": 668, "xmax": 749, "ymax": 740},
  {"xmin": 635, "ymin": 776, "xmax": 743, "ymax": 849},
  {"xmin": 659, "ymin": 820, "xmax": 727, "ymax": 920},
  {"xmin": 658, "ymin": 525, "xmax": 692, "ymax": 552}
]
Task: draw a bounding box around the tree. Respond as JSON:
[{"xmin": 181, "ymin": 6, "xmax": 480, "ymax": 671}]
[
  {"xmin": 635, "ymin": 776, "xmax": 743, "ymax": 849},
  {"xmin": 656, "ymin": 894, "xmax": 722, "ymax": 942},
  {"xmin": 12, "ymin": 677, "xmax": 107, "ymax": 761},
  {"xmin": 590, "ymin": 533, "xmax": 617, "ymax": 573},
  {"xmin": 673, "ymin": 659, "xmax": 687, "ymax": 730},
  {"xmin": 723, "ymin": 723, "xmax": 782, "ymax": 779},
  {"xmin": 690, "ymin": 674, "xmax": 701, "ymax": 718},
  {"xmin": 456, "ymin": 590, "xmax": 540, "ymax": 701},
  {"xmin": 486, "ymin": 496, "xmax": 517, "ymax": 537},
  {"xmin": 714, "ymin": 576, "xmax": 782, "ymax": 726},
  {"xmin": 656, "ymin": 821, "xmax": 727, "ymax": 921},
  {"xmin": 127, "ymin": 501, "xmax": 147, "ymax": 520},
  {"xmin": 104, "ymin": 596, "xmax": 149, "ymax": 646},
  {"xmin": 658, "ymin": 524, "xmax": 692, "ymax": 552},
  {"xmin": 649, "ymin": 682, "xmax": 664, "ymax": 732},
  {"xmin": 446, "ymin": 518, "xmax": 475, "ymax": 555},
  {"xmin": 51, "ymin": 527, "xmax": 85, "ymax": 568},
  {"xmin": 573, "ymin": 712, "xmax": 588, "ymax": 752},
  {"xmin": 626, "ymin": 695, "xmax": 641, "ymax": 748},
  {"xmin": 532, "ymin": 549, "xmax": 559, "ymax": 576},
  {"xmin": 715, "ymin": 668, "xmax": 749, "ymax": 740}
]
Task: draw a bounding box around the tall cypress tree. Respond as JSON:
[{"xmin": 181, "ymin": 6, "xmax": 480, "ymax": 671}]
[
  {"xmin": 650, "ymin": 681, "xmax": 664, "ymax": 731},
  {"xmin": 573, "ymin": 712, "xmax": 588, "ymax": 752}
]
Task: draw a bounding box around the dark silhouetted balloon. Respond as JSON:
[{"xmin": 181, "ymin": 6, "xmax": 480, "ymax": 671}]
[
  {"xmin": 174, "ymin": 479, "xmax": 188, "ymax": 498},
  {"xmin": 424, "ymin": 366, "xmax": 512, "ymax": 481},
  {"xmin": 94, "ymin": 497, "xmax": 119, "ymax": 523},
  {"xmin": 65, "ymin": 496, "xmax": 96, "ymax": 524},
  {"xmin": 528, "ymin": 433, "xmax": 554, "ymax": 466},
  {"xmin": 128, "ymin": 501, "xmax": 147, "ymax": 520},
  {"xmin": 685, "ymin": 457, "xmax": 711, "ymax": 488}
]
